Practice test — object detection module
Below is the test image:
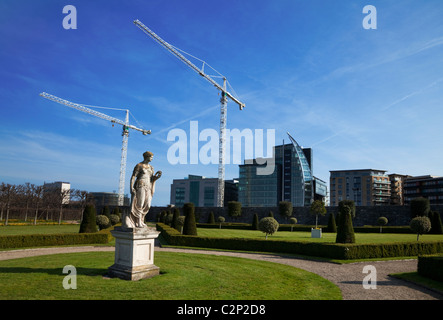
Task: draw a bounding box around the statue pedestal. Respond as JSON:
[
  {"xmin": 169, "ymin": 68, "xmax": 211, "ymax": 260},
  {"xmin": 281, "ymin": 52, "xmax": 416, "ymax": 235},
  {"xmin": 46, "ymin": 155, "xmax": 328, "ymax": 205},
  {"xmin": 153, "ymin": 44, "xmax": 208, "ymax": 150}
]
[{"xmin": 107, "ymin": 227, "xmax": 160, "ymax": 281}]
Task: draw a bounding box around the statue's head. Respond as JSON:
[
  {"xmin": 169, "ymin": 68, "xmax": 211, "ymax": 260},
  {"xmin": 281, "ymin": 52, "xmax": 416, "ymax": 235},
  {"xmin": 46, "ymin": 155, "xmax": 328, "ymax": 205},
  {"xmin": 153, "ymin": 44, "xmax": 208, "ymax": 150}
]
[{"xmin": 143, "ymin": 151, "xmax": 153, "ymax": 160}]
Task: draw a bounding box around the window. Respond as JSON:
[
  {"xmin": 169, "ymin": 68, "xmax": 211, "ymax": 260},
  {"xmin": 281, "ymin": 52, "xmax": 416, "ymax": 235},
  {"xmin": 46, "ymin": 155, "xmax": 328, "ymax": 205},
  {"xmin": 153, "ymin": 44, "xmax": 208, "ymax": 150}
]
[{"xmin": 175, "ymin": 188, "xmax": 185, "ymax": 206}]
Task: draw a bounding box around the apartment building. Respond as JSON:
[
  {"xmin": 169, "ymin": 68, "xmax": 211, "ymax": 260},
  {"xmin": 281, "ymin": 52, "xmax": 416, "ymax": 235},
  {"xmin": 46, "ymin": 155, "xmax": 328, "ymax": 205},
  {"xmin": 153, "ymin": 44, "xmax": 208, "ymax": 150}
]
[
  {"xmin": 403, "ymin": 175, "xmax": 443, "ymax": 205},
  {"xmin": 330, "ymin": 169, "xmax": 390, "ymax": 206},
  {"xmin": 388, "ymin": 173, "xmax": 410, "ymax": 205}
]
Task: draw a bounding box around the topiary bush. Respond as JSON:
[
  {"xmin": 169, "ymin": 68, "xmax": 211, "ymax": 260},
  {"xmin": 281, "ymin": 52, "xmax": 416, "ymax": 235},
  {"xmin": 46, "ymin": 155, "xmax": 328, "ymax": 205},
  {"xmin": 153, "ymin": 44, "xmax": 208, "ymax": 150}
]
[
  {"xmin": 159, "ymin": 211, "xmax": 167, "ymax": 224},
  {"xmin": 336, "ymin": 205, "xmax": 355, "ymax": 243},
  {"xmin": 165, "ymin": 211, "xmax": 174, "ymax": 226},
  {"xmin": 410, "ymin": 197, "xmax": 430, "ymax": 218},
  {"xmin": 101, "ymin": 206, "xmax": 111, "ymax": 219},
  {"xmin": 252, "ymin": 213, "xmax": 259, "ymax": 230},
  {"xmin": 183, "ymin": 203, "xmax": 197, "ymax": 235},
  {"xmin": 172, "ymin": 207, "xmax": 181, "ymax": 231},
  {"xmin": 327, "ymin": 213, "xmax": 337, "ymax": 233},
  {"xmin": 176, "ymin": 216, "xmax": 186, "ymax": 234},
  {"xmin": 111, "ymin": 207, "xmax": 121, "ymax": 219},
  {"xmin": 109, "ymin": 214, "xmax": 120, "ymax": 226},
  {"xmin": 410, "ymin": 216, "xmax": 431, "ymax": 241},
  {"xmin": 289, "ymin": 217, "xmax": 297, "ymax": 232},
  {"xmin": 228, "ymin": 201, "xmax": 242, "ymax": 219},
  {"xmin": 310, "ymin": 200, "xmax": 326, "ymax": 229},
  {"xmin": 217, "ymin": 216, "xmax": 225, "ymax": 229},
  {"xmin": 207, "ymin": 211, "xmax": 215, "ymax": 224},
  {"xmin": 429, "ymin": 211, "xmax": 443, "ymax": 234},
  {"xmin": 258, "ymin": 217, "xmax": 279, "ymax": 240},
  {"xmin": 96, "ymin": 215, "xmax": 110, "ymax": 230},
  {"xmin": 377, "ymin": 217, "xmax": 388, "ymax": 233},
  {"xmin": 278, "ymin": 201, "xmax": 293, "ymax": 221},
  {"xmin": 79, "ymin": 204, "xmax": 97, "ymax": 233},
  {"xmin": 338, "ymin": 200, "xmax": 355, "ymax": 221}
]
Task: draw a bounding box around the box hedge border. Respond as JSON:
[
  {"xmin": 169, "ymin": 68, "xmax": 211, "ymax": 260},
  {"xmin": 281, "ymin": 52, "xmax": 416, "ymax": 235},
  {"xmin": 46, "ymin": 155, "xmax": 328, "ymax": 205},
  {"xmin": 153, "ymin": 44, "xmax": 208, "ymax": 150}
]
[
  {"xmin": 158, "ymin": 223, "xmax": 443, "ymax": 260},
  {"xmin": 0, "ymin": 229, "xmax": 112, "ymax": 249},
  {"xmin": 197, "ymin": 223, "xmax": 414, "ymax": 234},
  {"xmin": 418, "ymin": 254, "xmax": 443, "ymax": 282}
]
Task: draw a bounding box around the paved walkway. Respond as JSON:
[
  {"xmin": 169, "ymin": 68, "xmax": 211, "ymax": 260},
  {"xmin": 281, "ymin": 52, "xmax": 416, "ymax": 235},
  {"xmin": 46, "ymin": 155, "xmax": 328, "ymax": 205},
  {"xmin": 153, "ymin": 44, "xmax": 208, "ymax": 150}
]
[{"xmin": 0, "ymin": 245, "xmax": 442, "ymax": 300}]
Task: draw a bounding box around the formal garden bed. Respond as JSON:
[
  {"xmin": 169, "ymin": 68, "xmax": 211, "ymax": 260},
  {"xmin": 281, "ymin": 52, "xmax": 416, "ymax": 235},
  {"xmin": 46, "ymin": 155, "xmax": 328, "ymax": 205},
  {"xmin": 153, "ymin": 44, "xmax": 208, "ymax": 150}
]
[{"xmin": 157, "ymin": 223, "xmax": 443, "ymax": 260}]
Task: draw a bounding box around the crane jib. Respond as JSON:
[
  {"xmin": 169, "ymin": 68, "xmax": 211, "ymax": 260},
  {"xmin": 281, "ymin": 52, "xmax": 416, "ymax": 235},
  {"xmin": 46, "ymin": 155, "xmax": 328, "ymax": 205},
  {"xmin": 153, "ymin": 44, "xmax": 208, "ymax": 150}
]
[{"xmin": 134, "ymin": 19, "xmax": 245, "ymax": 111}]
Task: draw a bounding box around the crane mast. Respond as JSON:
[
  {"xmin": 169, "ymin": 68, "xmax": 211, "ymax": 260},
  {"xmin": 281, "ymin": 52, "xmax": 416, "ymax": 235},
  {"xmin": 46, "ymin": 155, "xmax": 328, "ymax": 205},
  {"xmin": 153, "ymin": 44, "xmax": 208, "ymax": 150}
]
[
  {"xmin": 133, "ymin": 19, "xmax": 245, "ymax": 207},
  {"xmin": 40, "ymin": 92, "xmax": 151, "ymax": 206}
]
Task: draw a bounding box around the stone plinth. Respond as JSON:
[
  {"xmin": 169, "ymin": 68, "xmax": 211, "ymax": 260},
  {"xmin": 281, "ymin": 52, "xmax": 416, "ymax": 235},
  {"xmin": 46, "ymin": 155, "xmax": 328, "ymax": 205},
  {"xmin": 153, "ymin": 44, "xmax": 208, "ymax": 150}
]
[
  {"xmin": 107, "ymin": 226, "xmax": 160, "ymax": 281},
  {"xmin": 311, "ymin": 228, "xmax": 322, "ymax": 238}
]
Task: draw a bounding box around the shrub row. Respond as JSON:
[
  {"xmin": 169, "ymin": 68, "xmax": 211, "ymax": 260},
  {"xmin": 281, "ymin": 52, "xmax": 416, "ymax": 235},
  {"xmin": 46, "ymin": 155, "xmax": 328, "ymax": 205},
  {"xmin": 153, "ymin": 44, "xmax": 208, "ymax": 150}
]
[
  {"xmin": 197, "ymin": 222, "xmax": 414, "ymax": 234},
  {"xmin": 158, "ymin": 223, "xmax": 346, "ymax": 259},
  {"xmin": 418, "ymin": 254, "xmax": 443, "ymax": 282},
  {"xmin": 198, "ymin": 222, "xmax": 329, "ymax": 232},
  {"xmin": 341, "ymin": 241, "xmax": 443, "ymax": 260},
  {"xmin": 0, "ymin": 230, "xmax": 112, "ymax": 249},
  {"xmin": 157, "ymin": 223, "xmax": 443, "ymax": 260}
]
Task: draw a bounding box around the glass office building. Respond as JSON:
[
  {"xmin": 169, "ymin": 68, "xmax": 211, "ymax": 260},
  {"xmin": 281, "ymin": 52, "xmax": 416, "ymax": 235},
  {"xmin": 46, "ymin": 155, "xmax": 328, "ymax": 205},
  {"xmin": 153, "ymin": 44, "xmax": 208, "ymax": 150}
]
[
  {"xmin": 239, "ymin": 132, "xmax": 318, "ymax": 207},
  {"xmin": 170, "ymin": 175, "xmax": 238, "ymax": 207},
  {"xmin": 238, "ymin": 160, "xmax": 281, "ymax": 207}
]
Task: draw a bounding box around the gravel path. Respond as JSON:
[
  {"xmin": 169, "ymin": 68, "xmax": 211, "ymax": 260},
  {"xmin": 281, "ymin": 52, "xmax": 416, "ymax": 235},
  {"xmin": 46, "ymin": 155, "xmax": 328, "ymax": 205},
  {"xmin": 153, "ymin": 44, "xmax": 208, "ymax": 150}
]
[{"xmin": 1, "ymin": 245, "xmax": 442, "ymax": 300}]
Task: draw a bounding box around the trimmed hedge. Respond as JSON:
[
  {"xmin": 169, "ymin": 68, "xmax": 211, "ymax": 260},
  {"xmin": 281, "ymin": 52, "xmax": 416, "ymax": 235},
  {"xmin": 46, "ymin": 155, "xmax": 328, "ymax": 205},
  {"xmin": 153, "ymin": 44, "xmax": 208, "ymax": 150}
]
[
  {"xmin": 157, "ymin": 223, "xmax": 443, "ymax": 260},
  {"xmin": 418, "ymin": 254, "xmax": 443, "ymax": 282},
  {"xmin": 0, "ymin": 230, "xmax": 112, "ymax": 249},
  {"xmin": 197, "ymin": 223, "xmax": 415, "ymax": 234}
]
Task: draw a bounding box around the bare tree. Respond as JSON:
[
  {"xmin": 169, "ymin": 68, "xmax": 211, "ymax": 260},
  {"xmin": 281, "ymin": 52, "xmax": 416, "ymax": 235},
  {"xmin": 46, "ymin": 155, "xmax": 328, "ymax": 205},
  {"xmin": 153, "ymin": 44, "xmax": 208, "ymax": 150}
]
[
  {"xmin": 71, "ymin": 189, "xmax": 90, "ymax": 221},
  {"xmin": 43, "ymin": 189, "xmax": 57, "ymax": 221},
  {"xmin": 18, "ymin": 183, "xmax": 34, "ymax": 222},
  {"xmin": 32, "ymin": 185, "xmax": 44, "ymax": 225},
  {"xmin": 0, "ymin": 183, "xmax": 18, "ymax": 226}
]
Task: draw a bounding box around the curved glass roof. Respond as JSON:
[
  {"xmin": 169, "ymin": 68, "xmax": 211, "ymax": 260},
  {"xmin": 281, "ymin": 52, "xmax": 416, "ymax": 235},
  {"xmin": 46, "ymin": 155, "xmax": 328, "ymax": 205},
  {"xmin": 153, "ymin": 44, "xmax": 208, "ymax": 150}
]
[{"xmin": 287, "ymin": 132, "xmax": 313, "ymax": 182}]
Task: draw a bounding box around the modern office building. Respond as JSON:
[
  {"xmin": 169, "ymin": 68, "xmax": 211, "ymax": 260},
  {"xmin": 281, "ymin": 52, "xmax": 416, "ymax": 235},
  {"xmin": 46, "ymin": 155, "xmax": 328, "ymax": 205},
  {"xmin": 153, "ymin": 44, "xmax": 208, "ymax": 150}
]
[
  {"xmin": 238, "ymin": 158, "xmax": 282, "ymax": 207},
  {"xmin": 238, "ymin": 132, "xmax": 323, "ymax": 207},
  {"xmin": 313, "ymin": 176, "xmax": 328, "ymax": 203},
  {"xmin": 403, "ymin": 175, "xmax": 443, "ymax": 205},
  {"xmin": 170, "ymin": 175, "xmax": 238, "ymax": 207},
  {"xmin": 329, "ymin": 169, "xmax": 391, "ymax": 206}
]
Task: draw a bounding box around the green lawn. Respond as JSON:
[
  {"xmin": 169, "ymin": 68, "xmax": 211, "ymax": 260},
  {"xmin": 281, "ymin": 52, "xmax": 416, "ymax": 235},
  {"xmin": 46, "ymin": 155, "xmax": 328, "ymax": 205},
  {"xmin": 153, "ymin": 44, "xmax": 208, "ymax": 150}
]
[
  {"xmin": 0, "ymin": 224, "xmax": 80, "ymax": 236},
  {"xmin": 4, "ymin": 224, "xmax": 443, "ymax": 244},
  {"xmin": 391, "ymin": 272, "xmax": 443, "ymax": 294},
  {"xmin": 197, "ymin": 228, "xmax": 443, "ymax": 243},
  {"xmin": 0, "ymin": 251, "xmax": 341, "ymax": 300}
]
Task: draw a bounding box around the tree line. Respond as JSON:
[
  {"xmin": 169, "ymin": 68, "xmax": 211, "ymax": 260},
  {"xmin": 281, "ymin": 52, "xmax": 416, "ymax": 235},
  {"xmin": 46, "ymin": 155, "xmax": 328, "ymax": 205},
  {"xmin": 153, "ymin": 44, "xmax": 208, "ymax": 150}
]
[{"xmin": 0, "ymin": 182, "xmax": 93, "ymax": 225}]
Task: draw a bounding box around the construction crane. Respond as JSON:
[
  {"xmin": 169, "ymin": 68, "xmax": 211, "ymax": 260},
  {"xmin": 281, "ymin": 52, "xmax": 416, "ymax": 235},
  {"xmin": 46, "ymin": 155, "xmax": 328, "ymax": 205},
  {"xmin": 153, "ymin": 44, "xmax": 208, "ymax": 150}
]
[
  {"xmin": 39, "ymin": 92, "xmax": 151, "ymax": 206},
  {"xmin": 133, "ymin": 19, "xmax": 245, "ymax": 207}
]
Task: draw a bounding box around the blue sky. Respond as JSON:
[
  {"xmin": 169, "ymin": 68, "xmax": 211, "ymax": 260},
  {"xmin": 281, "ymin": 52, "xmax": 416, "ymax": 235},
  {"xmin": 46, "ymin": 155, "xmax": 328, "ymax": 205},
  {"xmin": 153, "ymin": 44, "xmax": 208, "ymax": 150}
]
[{"xmin": 1, "ymin": 0, "xmax": 443, "ymax": 206}]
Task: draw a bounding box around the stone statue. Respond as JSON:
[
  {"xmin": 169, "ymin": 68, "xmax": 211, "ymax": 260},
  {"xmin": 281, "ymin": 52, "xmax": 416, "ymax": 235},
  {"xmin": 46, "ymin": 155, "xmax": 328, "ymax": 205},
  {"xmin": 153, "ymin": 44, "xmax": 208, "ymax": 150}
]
[{"xmin": 122, "ymin": 151, "xmax": 162, "ymax": 230}]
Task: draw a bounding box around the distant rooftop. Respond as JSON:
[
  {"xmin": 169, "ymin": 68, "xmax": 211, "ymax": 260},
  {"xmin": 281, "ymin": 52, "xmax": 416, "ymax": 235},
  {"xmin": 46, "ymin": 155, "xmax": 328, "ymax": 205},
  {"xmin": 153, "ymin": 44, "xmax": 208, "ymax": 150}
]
[
  {"xmin": 329, "ymin": 169, "xmax": 387, "ymax": 173},
  {"xmin": 405, "ymin": 175, "xmax": 442, "ymax": 180}
]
